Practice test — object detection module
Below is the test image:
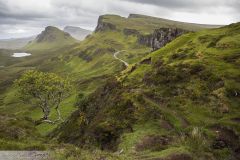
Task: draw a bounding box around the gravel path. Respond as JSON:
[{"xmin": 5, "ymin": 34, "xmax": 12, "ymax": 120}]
[
  {"xmin": 0, "ymin": 151, "xmax": 50, "ymax": 160},
  {"xmin": 113, "ymin": 50, "xmax": 129, "ymax": 67}
]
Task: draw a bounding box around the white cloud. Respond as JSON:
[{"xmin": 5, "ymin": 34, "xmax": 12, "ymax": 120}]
[{"xmin": 0, "ymin": 0, "xmax": 239, "ymax": 39}]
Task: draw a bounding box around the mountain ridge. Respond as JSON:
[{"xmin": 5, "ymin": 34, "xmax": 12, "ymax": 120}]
[
  {"xmin": 0, "ymin": 36, "xmax": 36, "ymax": 49},
  {"xmin": 0, "ymin": 13, "xmax": 239, "ymax": 160},
  {"xmin": 24, "ymin": 26, "xmax": 78, "ymax": 51},
  {"xmin": 53, "ymin": 22, "xmax": 240, "ymax": 159},
  {"xmin": 64, "ymin": 26, "xmax": 92, "ymax": 41}
]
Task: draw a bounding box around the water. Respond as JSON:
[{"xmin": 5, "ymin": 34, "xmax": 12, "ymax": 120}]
[{"xmin": 12, "ymin": 52, "xmax": 31, "ymax": 57}]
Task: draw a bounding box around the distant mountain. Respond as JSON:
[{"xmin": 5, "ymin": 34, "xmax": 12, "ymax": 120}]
[
  {"xmin": 24, "ymin": 26, "xmax": 78, "ymax": 51},
  {"xmin": 0, "ymin": 36, "xmax": 35, "ymax": 49},
  {"xmin": 95, "ymin": 14, "xmax": 223, "ymax": 34},
  {"xmin": 64, "ymin": 26, "xmax": 92, "ymax": 40}
]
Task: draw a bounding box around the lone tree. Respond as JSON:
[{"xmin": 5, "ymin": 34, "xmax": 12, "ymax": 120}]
[{"xmin": 15, "ymin": 70, "xmax": 71, "ymax": 124}]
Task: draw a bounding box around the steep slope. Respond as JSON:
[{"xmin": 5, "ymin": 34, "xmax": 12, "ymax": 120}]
[
  {"xmin": 64, "ymin": 26, "xmax": 92, "ymax": 40},
  {"xmin": 96, "ymin": 14, "xmax": 221, "ymax": 51},
  {"xmin": 0, "ymin": 36, "xmax": 35, "ymax": 49},
  {"xmin": 0, "ymin": 14, "xmax": 223, "ymax": 152},
  {"xmin": 53, "ymin": 22, "xmax": 240, "ymax": 159},
  {"xmin": 24, "ymin": 26, "xmax": 78, "ymax": 51}
]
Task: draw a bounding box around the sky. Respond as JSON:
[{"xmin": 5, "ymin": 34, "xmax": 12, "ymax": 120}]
[{"xmin": 0, "ymin": 0, "xmax": 239, "ymax": 39}]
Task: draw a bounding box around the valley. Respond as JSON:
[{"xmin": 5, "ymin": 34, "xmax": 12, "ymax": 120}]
[{"xmin": 0, "ymin": 13, "xmax": 239, "ymax": 160}]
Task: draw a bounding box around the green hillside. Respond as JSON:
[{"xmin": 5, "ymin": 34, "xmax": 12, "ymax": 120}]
[
  {"xmin": 98, "ymin": 14, "xmax": 222, "ymax": 34},
  {"xmin": 53, "ymin": 22, "xmax": 240, "ymax": 159},
  {"xmin": 24, "ymin": 26, "xmax": 78, "ymax": 51},
  {"xmin": 0, "ymin": 14, "xmax": 238, "ymax": 160}
]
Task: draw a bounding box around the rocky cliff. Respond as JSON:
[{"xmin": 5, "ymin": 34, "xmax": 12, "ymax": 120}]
[
  {"xmin": 95, "ymin": 16, "xmax": 117, "ymax": 32},
  {"xmin": 138, "ymin": 28, "xmax": 188, "ymax": 51},
  {"xmin": 95, "ymin": 15, "xmax": 188, "ymax": 51}
]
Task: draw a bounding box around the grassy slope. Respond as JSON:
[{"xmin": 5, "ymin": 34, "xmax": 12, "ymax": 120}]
[
  {"xmin": 101, "ymin": 14, "xmax": 222, "ymax": 34},
  {"xmin": 54, "ymin": 23, "xmax": 240, "ymax": 159},
  {"xmin": 0, "ymin": 14, "xmax": 225, "ymax": 154},
  {"xmin": 24, "ymin": 26, "xmax": 78, "ymax": 51},
  {"xmin": 120, "ymin": 23, "xmax": 240, "ymax": 159},
  {"xmin": 0, "ymin": 16, "xmax": 152, "ymax": 137}
]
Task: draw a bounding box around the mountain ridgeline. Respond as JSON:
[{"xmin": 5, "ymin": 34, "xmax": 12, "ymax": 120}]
[
  {"xmin": 0, "ymin": 36, "xmax": 36, "ymax": 50},
  {"xmin": 64, "ymin": 26, "xmax": 92, "ymax": 41},
  {"xmin": 95, "ymin": 14, "xmax": 222, "ymax": 51},
  {"xmin": 52, "ymin": 16, "xmax": 240, "ymax": 159},
  {"xmin": 0, "ymin": 14, "xmax": 239, "ymax": 160},
  {"xmin": 24, "ymin": 26, "xmax": 78, "ymax": 51}
]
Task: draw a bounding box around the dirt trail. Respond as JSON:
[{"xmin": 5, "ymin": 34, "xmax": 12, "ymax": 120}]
[
  {"xmin": 113, "ymin": 50, "xmax": 129, "ymax": 67},
  {"xmin": 0, "ymin": 151, "xmax": 49, "ymax": 160}
]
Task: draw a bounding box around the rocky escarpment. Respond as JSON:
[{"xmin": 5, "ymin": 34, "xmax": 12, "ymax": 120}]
[
  {"xmin": 36, "ymin": 26, "xmax": 72, "ymax": 43},
  {"xmin": 138, "ymin": 28, "xmax": 188, "ymax": 51},
  {"xmin": 95, "ymin": 16, "xmax": 117, "ymax": 32},
  {"xmin": 95, "ymin": 15, "xmax": 187, "ymax": 51}
]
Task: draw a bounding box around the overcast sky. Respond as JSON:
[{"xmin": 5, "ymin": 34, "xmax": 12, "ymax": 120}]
[{"xmin": 0, "ymin": 0, "xmax": 239, "ymax": 39}]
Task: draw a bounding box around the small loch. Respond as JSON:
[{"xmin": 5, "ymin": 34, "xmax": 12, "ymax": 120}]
[{"xmin": 12, "ymin": 52, "xmax": 31, "ymax": 58}]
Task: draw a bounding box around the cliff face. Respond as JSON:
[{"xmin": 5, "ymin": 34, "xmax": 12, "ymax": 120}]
[
  {"xmin": 95, "ymin": 16, "xmax": 117, "ymax": 32},
  {"xmin": 138, "ymin": 28, "xmax": 188, "ymax": 51},
  {"xmin": 95, "ymin": 15, "xmax": 187, "ymax": 51}
]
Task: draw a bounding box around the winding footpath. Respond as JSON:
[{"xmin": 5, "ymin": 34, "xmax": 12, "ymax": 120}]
[
  {"xmin": 113, "ymin": 50, "xmax": 129, "ymax": 67},
  {"xmin": 0, "ymin": 151, "xmax": 49, "ymax": 160}
]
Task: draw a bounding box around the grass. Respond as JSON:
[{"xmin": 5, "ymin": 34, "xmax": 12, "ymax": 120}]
[
  {"xmin": 48, "ymin": 22, "xmax": 240, "ymax": 159},
  {"xmin": 0, "ymin": 20, "xmax": 153, "ymax": 138},
  {"xmin": 0, "ymin": 15, "xmax": 239, "ymax": 160},
  {"xmin": 24, "ymin": 26, "xmax": 78, "ymax": 51},
  {"xmin": 117, "ymin": 22, "xmax": 240, "ymax": 159},
  {"xmin": 118, "ymin": 122, "xmax": 164, "ymax": 154},
  {"xmin": 101, "ymin": 14, "xmax": 221, "ymax": 35}
]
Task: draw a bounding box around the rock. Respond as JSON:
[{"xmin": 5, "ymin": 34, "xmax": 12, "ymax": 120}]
[
  {"xmin": 138, "ymin": 34, "xmax": 153, "ymax": 47},
  {"xmin": 140, "ymin": 57, "xmax": 151, "ymax": 64},
  {"xmin": 135, "ymin": 135, "xmax": 171, "ymax": 151},
  {"xmin": 138, "ymin": 28, "xmax": 187, "ymax": 51},
  {"xmin": 211, "ymin": 126, "xmax": 240, "ymax": 151},
  {"xmin": 212, "ymin": 139, "xmax": 228, "ymax": 149},
  {"xmin": 95, "ymin": 16, "xmax": 117, "ymax": 32},
  {"xmin": 129, "ymin": 65, "xmax": 136, "ymax": 73}
]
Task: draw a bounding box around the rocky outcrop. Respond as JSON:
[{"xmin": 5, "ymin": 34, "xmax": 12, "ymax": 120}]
[
  {"xmin": 138, "ymin": 28, "xmax": 187, "ymax": 51},
  {"xmin": 151, "ymin": 28, "xmax": 187, "ymax": 50},
  {"xmin": 123, "ymin": 28, "xmax": 140, "ymax": 36},
  {"xmin": 95, "ymin": 16, "xmax": 117, "ymax": 32},
  {"xmin": 36, "ymin": 26, "xmax": 71, "ymax": 43},
  {"xmin": 138, "ymin": 34, "xmax": 153, "ymax": 47}
]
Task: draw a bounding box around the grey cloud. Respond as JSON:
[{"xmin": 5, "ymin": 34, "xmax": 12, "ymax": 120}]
[
  {"xmin": 0, "ymin": 0, "xmax": 239, "ymax": 39},
  {"xmin": 120, "ymin": 0, "xmax": 240, "ymax": 12}
]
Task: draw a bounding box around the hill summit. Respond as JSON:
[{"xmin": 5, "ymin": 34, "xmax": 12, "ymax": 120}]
[{"xmin": 24, "ymin": 26, "xmax": 78, "ymax": 51}]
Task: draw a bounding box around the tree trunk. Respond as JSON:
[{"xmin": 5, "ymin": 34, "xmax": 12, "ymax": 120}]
[
  {"xmin": 55, "ymin": 104, "xmax": 63, "ymax": 122},
  {"xmin": 43, "ymin": 106, "xmax": 50, "ymax": 120}
]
